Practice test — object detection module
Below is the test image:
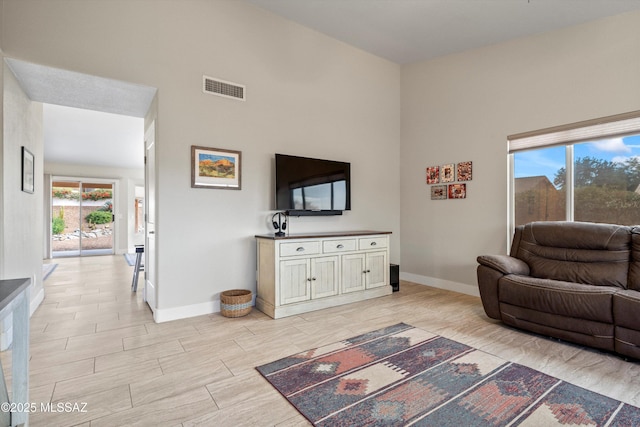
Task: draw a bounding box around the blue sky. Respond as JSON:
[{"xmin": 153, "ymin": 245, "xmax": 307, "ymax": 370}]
[
  {"xmin": 198, "ymin": 153, "xmax": 235, "ymax": 164},
  {"xmin": 514, "ymin": 134, "xmax": 640, "ymax": 186}
]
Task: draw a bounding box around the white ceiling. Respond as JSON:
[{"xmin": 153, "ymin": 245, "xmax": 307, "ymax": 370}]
[
  {"xmin": 248, "ymin": 0, "xmax": 640, "ymax": 64},
  {"xmin": 6, "ymin": 58, "xmax": 155, "ymax": 170},
  {"xmin": 8, "ymin": 1, "xmax": 640, "ymax": 170},
  {"xmin": 43, "ymin": 104, "xmax": 145, "ymax": 169}
]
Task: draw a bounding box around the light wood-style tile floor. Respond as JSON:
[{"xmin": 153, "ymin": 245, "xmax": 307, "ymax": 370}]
[{"xmin": 15, "ymin": 255, "xmax": 640, "ymax": 426}]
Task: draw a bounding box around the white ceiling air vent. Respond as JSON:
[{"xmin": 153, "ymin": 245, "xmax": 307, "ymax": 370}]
[{"xmin": 203, "ymin": 75, "xmax": 246, "ymax": 101}]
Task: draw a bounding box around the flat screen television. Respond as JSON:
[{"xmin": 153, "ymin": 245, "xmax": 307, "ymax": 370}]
[{"xmin": 275, "ymin": 153, "xmax": 351, "ymax": 216}]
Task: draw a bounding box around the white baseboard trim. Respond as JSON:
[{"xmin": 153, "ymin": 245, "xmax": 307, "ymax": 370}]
[
  {"xmin": 30, "ymin": 286, "xmax": 45, "ymax": 316},
  {"xmin": 400, "ymin": 272, "xmax": 479, "ymax": 297},
  {"xmin": 154, "ymin": 300, "xmax": 219, "ymax": 323},
  {"xmin": 153, "ymin": 295, "xmax": 257, "ymax": 323}
]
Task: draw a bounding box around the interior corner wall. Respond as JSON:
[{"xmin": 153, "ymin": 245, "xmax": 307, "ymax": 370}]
[
  {"xmin": 3, "ymin": 61, "xmax": 44, "ymax": 312},
  {"xmin": 400, "ymin": 10, "xmax": 640, "ymax": 295},
  {"xmin": 2, "ymin": 1, "xmax": 401, "ymax": 319}
]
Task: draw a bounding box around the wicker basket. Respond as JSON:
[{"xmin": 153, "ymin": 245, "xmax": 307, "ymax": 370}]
[{"xmin": 220, "ymin": 289, "xmax": 253, "ymax": 318}]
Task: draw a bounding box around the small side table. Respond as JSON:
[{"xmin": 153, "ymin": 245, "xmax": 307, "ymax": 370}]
[{"xmin": 131, "ymin": 245, "xmax": 144, "ymax": 292}]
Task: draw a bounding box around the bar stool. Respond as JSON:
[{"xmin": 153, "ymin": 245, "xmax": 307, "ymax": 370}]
[{"xmin": 131, "ymin": 245, "xmax": 144, "ymax": 292}]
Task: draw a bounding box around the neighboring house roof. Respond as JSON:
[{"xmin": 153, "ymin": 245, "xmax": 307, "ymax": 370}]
[{"xmin": 514, "ymin": 176, "xmax": 558, "ymax": 193}]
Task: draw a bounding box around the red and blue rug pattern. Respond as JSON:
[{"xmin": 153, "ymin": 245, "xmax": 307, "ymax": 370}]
[{"xmin": 256, "ymin": 323, "xmax": 640, "ymax": 426}]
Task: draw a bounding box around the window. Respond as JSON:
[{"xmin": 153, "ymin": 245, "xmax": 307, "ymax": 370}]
[
  {"xmin": 573, "ymin": 139, "xmax": 640, "ymax": 224},
  {"xmin": 513, "ymin": 146, "xmax": 566, "ymax": 226},
  {"xmin": 510, "ymin": 111, "xmax": 640, "ymax": 228}
]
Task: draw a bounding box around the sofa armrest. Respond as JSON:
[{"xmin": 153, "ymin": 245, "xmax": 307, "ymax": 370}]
[
  {"xmin": 477, "ymin": 255, "xmax": 529, "ymax": 321},
  {"xmin": 477, "ymin": 255, "xmax": 530, "ymax": 276}
]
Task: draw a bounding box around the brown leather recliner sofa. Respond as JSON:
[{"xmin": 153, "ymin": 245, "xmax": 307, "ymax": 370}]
[{"xmin": 477, "ymin": 221, "xmax": 640, "ymax": 360}]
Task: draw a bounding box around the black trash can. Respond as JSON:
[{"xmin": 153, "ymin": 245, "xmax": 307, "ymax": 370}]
[{"xmin": 390, "ymin": 264, "xmax": 399, "ymax": 292}]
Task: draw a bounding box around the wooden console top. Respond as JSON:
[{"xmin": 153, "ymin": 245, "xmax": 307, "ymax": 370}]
[{"xmin": 255, "ymin": 230, "xmax": 392, "ymax": 240}]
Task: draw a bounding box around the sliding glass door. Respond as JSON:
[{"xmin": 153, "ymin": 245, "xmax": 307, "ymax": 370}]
[{"xmin": 51, "ymin": 179, "xmax": 114, "ymax": 257}]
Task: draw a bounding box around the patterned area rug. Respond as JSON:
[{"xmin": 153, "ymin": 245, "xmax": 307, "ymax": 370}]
[{"xmin": 256, "ymin": 323, "xmax": 640, "ymax": 426}]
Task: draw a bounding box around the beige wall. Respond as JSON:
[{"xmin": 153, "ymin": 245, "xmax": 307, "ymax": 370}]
[
  {"xmin": 2, "ymin": 1, "xmax": 401, "ymax": 319},
  {"xmin": 10, "ymin": 1, "xmax": 636, "ymax": 315},
  {"xmin": 400, "ymin": 11, "xmax": 640, "ymax": 294},
  {"xmin": 3, "ymin": 62, "xmax": 44, "ymax": 311}
]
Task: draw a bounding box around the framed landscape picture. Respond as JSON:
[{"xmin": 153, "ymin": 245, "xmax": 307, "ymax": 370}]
[
  {"xmin": 457, "ymin": 161, "xmax": 472, "ymax": 181},
  {"xmin": 426, "ymin": 166, "xmax": 439, "ymax": 184},
  {"xmin": 441, "ymin": 163, "xmax": 455, "ymax": 183},
  {"xmin": 191, "ymin": 146, "xmax": 242, "ymax": 190},
  {"xmin": 448, "ymin": 183, "xmax": 466, "ymax": 199},
  {"xmin": 431, "ymin": 185, "xmax": 447, "ymax": 200}
]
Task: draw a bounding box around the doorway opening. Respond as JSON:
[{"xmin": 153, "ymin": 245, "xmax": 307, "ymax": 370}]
[{"xmin": 51, "ymin": 179, "xmax": 115, "ymax": 257}]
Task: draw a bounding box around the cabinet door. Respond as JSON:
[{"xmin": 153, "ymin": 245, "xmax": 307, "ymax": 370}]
[
  {"xmin": 365, "ymin": 251, "xmax": 388, "ymax": 289},
  {"xmin": 341, "ymin": 253, "xmax": 366, "ymax": 293},
  {"xmin": 311, "ymin": 256, "xmax": 339, "ymax": 299},
  {"xmin": 280, "ymin": 259, "xmax": 311, "ymax": 305}
]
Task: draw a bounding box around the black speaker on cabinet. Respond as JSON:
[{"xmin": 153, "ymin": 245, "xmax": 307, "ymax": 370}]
[{"xmin": 390, "ymin": 264, "xmax": 399, "ymax": 292}]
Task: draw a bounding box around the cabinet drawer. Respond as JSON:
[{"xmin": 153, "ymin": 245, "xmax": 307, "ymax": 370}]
[
  {"xmin": 280, "ymin": 241, "xmax": 320, "ymax": 257},
  {"xmin": 323, "ymin": 239, "xmax": 357, "ymax": 253},
  {"xmin": 359, "ymin": 236, "xmax": 388, "ymax": 250}
]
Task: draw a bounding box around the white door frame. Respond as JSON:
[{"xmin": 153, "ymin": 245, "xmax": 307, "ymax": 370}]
[{"xmin": 144, "ymin": 122, "xmax": 157, "ymax": 315}]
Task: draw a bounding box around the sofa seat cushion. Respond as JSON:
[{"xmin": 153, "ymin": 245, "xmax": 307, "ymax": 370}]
[
  {"xmin": 500, "ymin": 303, "xmax": 614, "ymax": 351},
  {"xmin": 613, "ymin": 290, "xmax": 640, "ymax": 331},
  {"xmin": 499, "ymin": 275, "xmax": 615, "ymax": 323}
]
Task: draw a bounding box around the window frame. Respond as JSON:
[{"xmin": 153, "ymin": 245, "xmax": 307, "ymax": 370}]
[{"xmin": 508, "ymin": 111, "xmax": 640, "ymax": 249}]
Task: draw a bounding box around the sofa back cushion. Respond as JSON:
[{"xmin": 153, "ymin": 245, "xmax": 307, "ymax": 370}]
[
  {"xmin": 513, "ymin": 221, "xmax": 631, "ymax": 289},
  {"xmin": 629, "ymin": 228, "xmax": 640, "ymax": 291}
]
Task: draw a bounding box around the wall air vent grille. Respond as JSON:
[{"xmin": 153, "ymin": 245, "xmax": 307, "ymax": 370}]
[{"xmin": 203, "ymin": 75, "xmax": 246, "ymax": 101}]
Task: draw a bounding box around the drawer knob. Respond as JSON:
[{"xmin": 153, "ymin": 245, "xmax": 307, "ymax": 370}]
[
  {"xmin": 337, "ymin": 244, "xmax": 344, "ymax": 249},
  {"xmin": 296, "ymin": 247, "xmax": 305, "ymax": 252},
  {"xmin": 370, "ymin": 242, "xmax": 377, "ymax": 246}
]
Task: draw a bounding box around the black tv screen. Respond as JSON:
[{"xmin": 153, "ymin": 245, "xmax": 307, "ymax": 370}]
[{"xmin": 275, "ymin": 154, "xmax": 351, "ymax": 215}]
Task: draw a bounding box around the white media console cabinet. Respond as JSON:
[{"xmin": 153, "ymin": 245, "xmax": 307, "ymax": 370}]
[{"xmin": 255, "ymin": 231, "xmax": 392, "ymax": 319}]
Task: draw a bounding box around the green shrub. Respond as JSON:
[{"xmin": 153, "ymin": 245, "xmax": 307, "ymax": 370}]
[
  {"xmin": 85, "ymin": 211, "xmax": 112, "ymax": 225},
  {"xmin": 52, "ymin": 217, "xmax": 65, "ymax": 234}
]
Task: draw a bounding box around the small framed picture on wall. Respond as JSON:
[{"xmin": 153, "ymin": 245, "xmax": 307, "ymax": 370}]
[
  {"xmin": 457, "ymin": 161, "xmax": 472, "ymax": 181},
  {"xmin": 441, "ymin": 163, "xmax": 455, "ymax": 183},
  {"xmin": 431, "ymin": 185, "xmax": 447, "ymax": 200},
  {"xmin": 191, "ymin": 145, "xmax": 242, "ymax": 190},
  {"xmin": 426, "ymin": 166, "xmax": 439, "ymax": 184},
  {"xmin": 22, "ymin": 146, "xmax": 34, "ymax": 194},
  {"xmin": 448, "ymin": 183, "xmax": 466, "ymax": 199}
]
